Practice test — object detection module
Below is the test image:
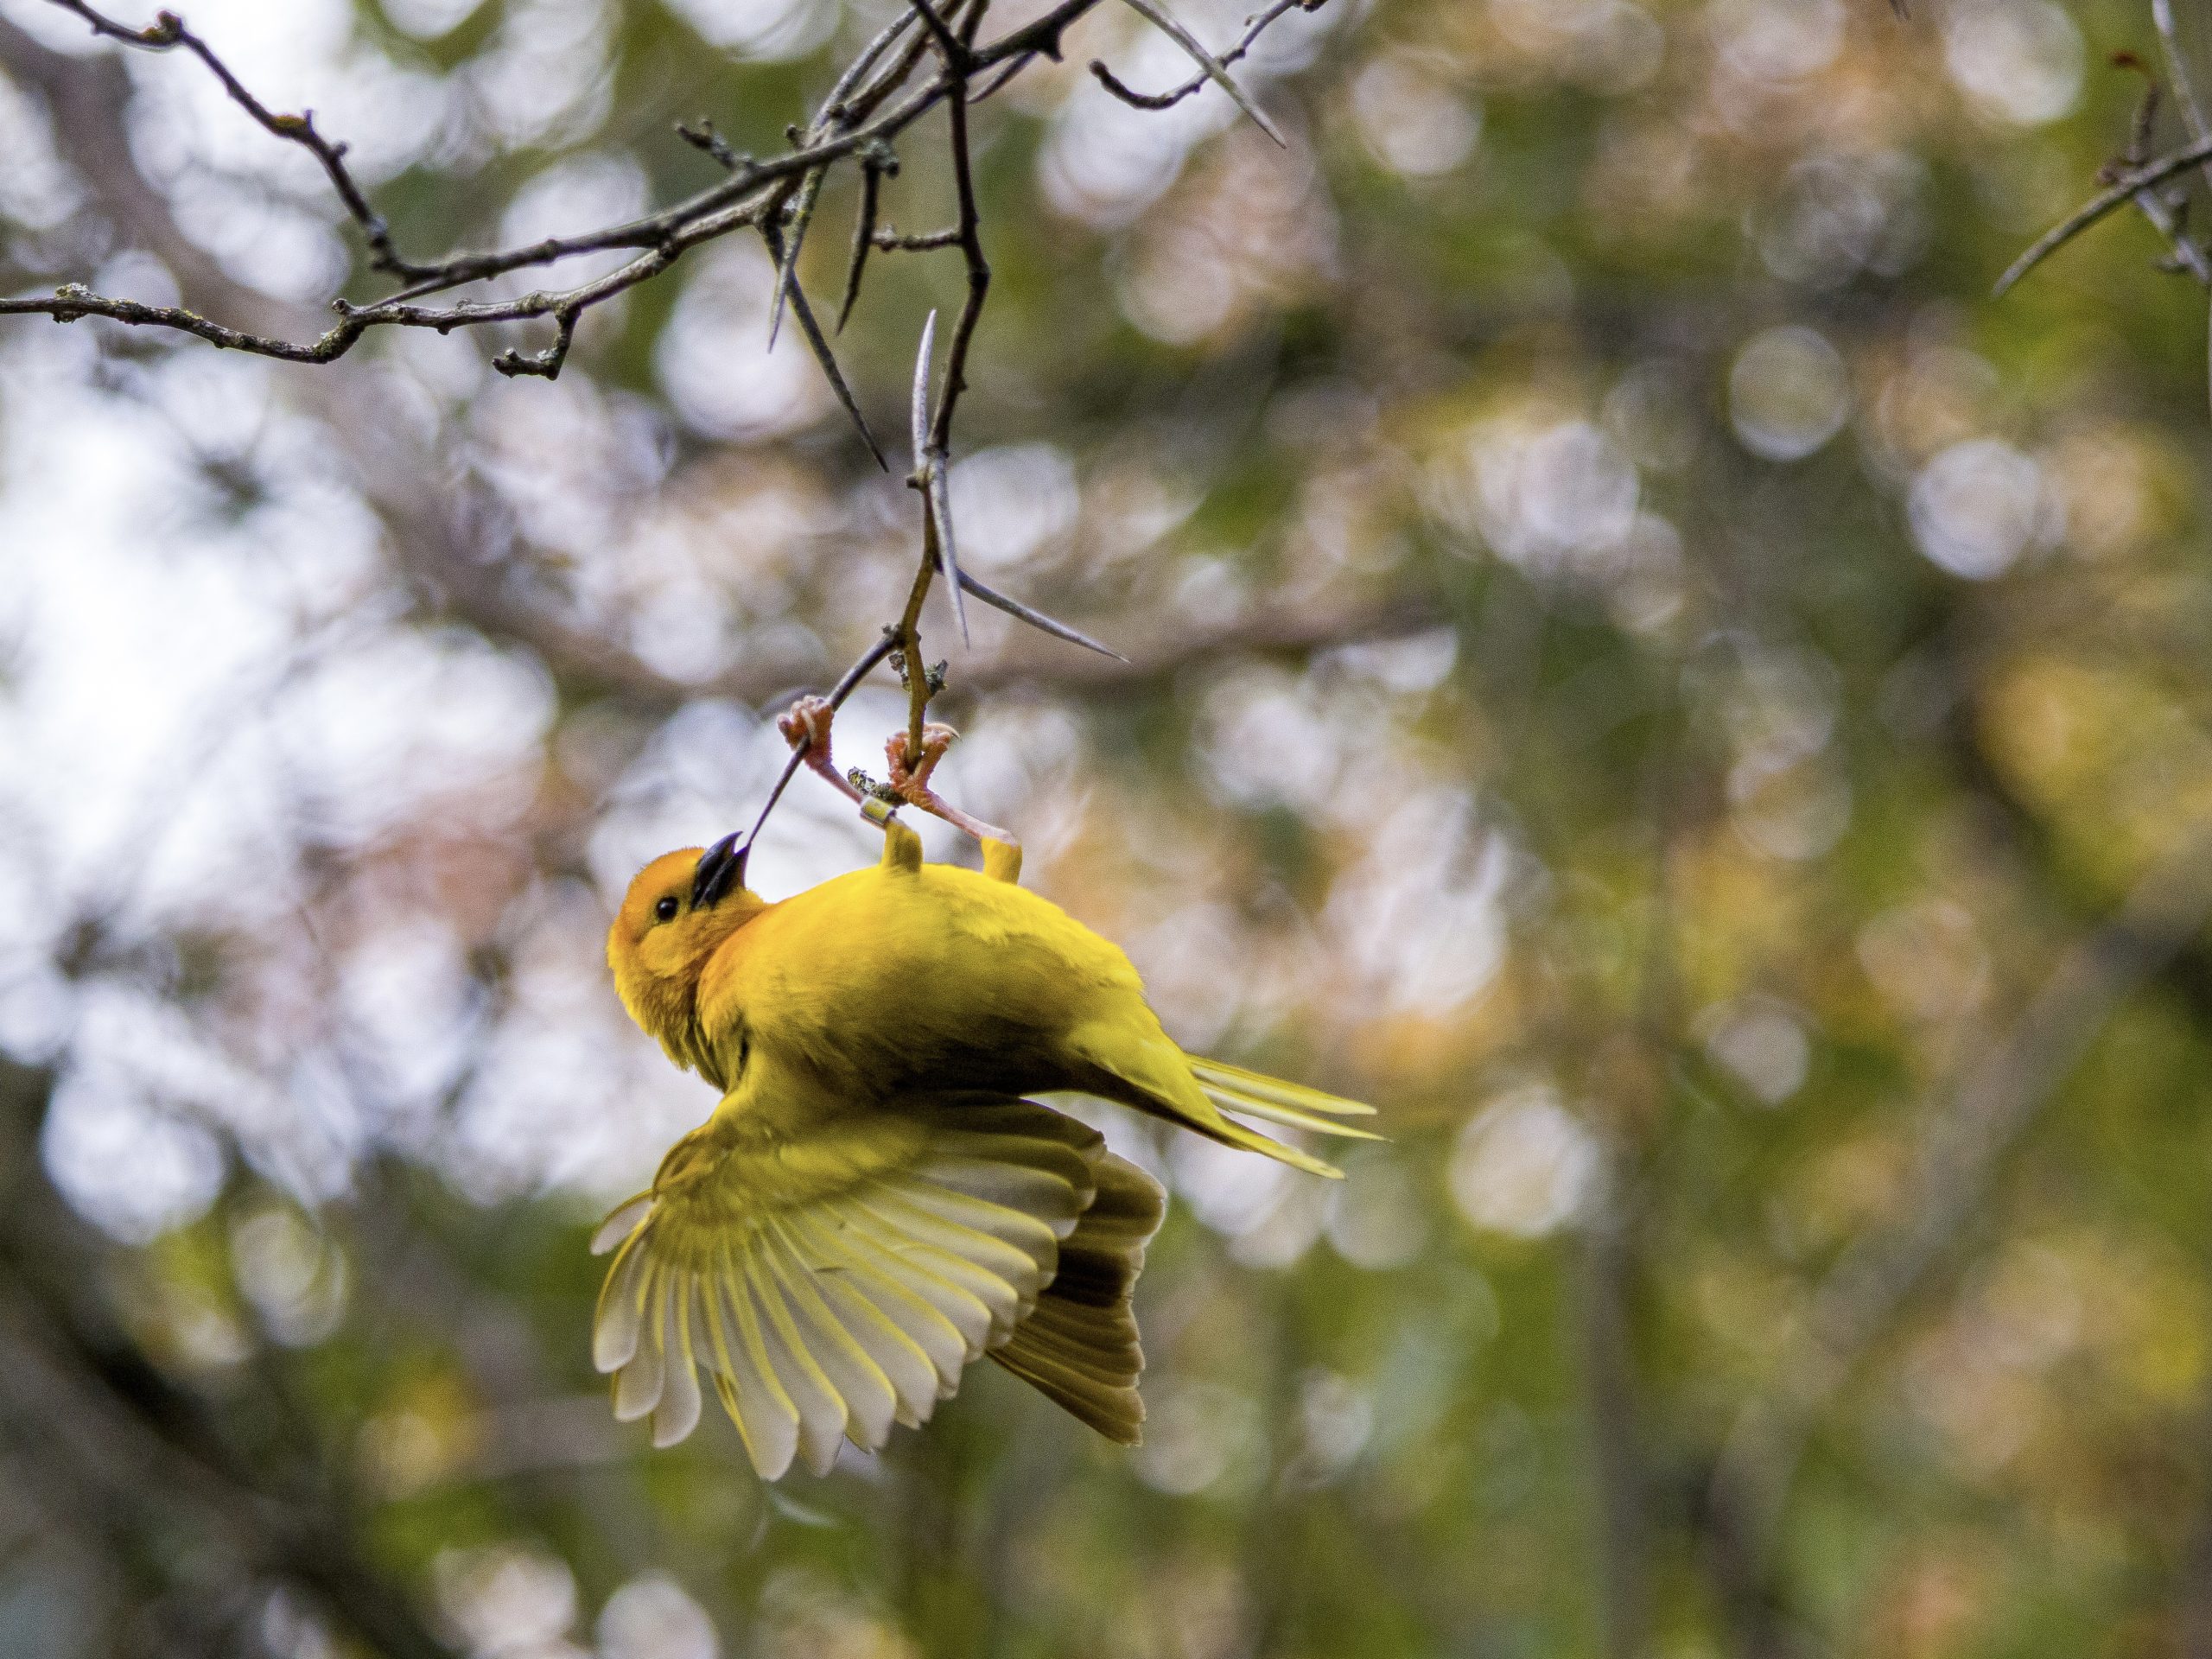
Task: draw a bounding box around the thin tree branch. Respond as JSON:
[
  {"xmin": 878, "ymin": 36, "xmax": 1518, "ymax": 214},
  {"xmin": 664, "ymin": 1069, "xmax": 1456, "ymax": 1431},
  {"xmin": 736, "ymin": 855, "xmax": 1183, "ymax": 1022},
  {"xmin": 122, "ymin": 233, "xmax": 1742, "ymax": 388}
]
[
  {"xmin": 970, "ymin": 53, "xmax": 1033, "ymax": 101},
  {"xmin": 11, "ymin": 0, "xmax": 1320, "ymax": 377},
  {"xmin": 490, "ymin": 305, "xmax": 580, "ymax": 379},
  {"xmin": 733, "ymin": 630, "xmax": 905, "ymax": 853},
  {"xmin": 821, "ymin": 10, "xmax": 922, "ymax": 124},
  {"xmin": 1089, "ymin": 0, "xmax": 1301, "ymax": 111},
  {"xmin": 41, "ymin": 0, "xmax": 426, "ymax": 277},
  {"xmin": 6, "ymin": 0, "xmax": 1031, "ymax": 366},
  {"xmin": 1109, "ymin": 0, "xmax": 1286, "ymax": 145},
  {"xmin": 1993, "ymin": 133, "xmax": 2212, "ymax": 296},
  {"xmin": 0, "ymin": 283, "xmax": 366, "ymax": 359},
  {"xmin": 902, "ymin": 0, "xmax": 974, "ymax": 73},
  {"xmin": 2143, "ymin": 4, "xmax": 2212, "ymax": 415},
  {"xmin": 925, "ymin": 88, "xmax": 990, "ymax": 456},
  {"xmin": 898, "ymin": 539, "xmax": 941, "ymax": 766},
  {"xmin": 2107, "ymin": 60, "xmax": 2212, "ymax": 285},
  {"xmin": 873, "ymin": 225, "xmax": 963, "ymax": 251}
]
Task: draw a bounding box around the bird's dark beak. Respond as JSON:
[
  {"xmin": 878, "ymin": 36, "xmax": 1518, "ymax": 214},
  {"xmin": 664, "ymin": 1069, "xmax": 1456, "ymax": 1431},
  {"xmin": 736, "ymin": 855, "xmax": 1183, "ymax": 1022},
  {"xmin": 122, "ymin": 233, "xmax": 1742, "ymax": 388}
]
[{"xmin": 690, "ymin": 834, "xmax": 748, "ymax": 909}]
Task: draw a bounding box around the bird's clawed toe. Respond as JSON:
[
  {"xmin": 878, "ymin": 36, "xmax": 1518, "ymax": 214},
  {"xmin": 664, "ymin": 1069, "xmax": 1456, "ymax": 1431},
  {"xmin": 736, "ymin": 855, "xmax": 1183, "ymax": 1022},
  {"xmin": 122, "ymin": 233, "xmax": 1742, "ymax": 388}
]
[
  {"xmin": 887, "ymin": 722, "xmax": 958, "ymax": 793},
  {"xmin": 778, "ymin": 695, "xmax": 837, "ymax": 754},
  {"xmin": 880, "ymin": 722, "xmax": 1017, "ymax": 852},
  {"xmin": 779, "ymin": 695, "xmax": 867, "ymax": 807}
]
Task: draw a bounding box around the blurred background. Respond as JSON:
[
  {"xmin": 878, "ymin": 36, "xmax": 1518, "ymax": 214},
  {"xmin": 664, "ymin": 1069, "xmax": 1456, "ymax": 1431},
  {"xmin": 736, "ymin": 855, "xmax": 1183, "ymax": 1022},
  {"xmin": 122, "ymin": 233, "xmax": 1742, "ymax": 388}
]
[{"xmin": 3, "ymin": 0, "xmax": 2211, "ymax": 1652}]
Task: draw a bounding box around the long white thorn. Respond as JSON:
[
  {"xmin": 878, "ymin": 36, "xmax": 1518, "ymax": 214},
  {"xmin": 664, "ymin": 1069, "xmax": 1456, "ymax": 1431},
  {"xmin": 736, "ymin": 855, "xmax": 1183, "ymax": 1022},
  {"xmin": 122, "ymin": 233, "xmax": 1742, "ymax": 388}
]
[
  {"xmin": 957, "ymin": 570, "xmax": 1126, "ymax": 660},
  {"xmin": 910, "ymin": 308, "xmax": 938, "ymax": 467}
]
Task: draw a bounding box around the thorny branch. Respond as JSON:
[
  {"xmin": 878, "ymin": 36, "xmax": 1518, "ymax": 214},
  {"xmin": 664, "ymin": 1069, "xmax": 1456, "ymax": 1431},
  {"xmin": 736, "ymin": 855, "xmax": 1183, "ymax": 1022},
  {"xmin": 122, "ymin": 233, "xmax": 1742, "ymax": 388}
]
[
  {"xmin": 39, "ymin": 0, "xmax": 421, "ymax": 278},
  {"xmin": 4, "ymin": 0, "xmax": 1302, "ymax": 376},
  {"xmin": 3, "ymin": 0, "xmax": 1318, "ymax": 849}
]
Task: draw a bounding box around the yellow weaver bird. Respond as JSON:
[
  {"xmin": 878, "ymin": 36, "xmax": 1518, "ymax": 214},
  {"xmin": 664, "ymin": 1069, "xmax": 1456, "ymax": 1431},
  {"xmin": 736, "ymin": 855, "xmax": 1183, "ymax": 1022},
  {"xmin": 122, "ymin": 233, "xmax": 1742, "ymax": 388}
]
[{"xmin": 596, "ymin": 699, "xmax": 1376, "ymax": 1478}]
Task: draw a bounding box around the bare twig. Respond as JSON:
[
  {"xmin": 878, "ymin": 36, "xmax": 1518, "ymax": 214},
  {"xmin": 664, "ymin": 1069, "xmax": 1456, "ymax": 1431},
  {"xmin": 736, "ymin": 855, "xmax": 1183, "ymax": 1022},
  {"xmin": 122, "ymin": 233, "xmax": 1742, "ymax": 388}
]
[
  {"xmin": 675, "ymin": 118, "xmax": 747, "ymax": 170},
  {"xmin": 41, "ymin": 0, "xmax": 429, "ymax": 278},
  {"xmin": 0, "ymin": 282, "xmax": 365, "ymax": 359},
  {"xmin": 1109, "ymin": 0, "xmax": 1286, "ymax": 145},
  {"xmin": 490, "ymin": 306, "xmax": 580, "ymax": 380},
  {"xmin": 2152, "ymin": 0, "xmax": 2212, "ymax": 165},
  {"xmin": 925, "ymin": 91, "xmax": 991, "ymax": 456},
  {"xmin": 1090, "ymin": 0, "xmax": 1301, "ymax": 111},
  {"xmin": 12, "ymin": 0, "xmax": 1320, "ymax": 371},
  {"xmin": 2109, "ymin": 56, "xmax": 2212, "ymax": 284},
  {"xmin": 874, "ymin": 225, "xmax": 963, "ymax": 251},
  {"xmin": 1994, "ymin": 132, "xmax": 2212, "ymax": 296},
  {"xmin": 845, "ymin": 0, "xmax": 1001, "ymax": 745},
  {"xmin": 735, "ymin": 630, "xmax": 905, "ymax": 853},
  {"xmin": 10, "ymin": 0, "xmax": 990, "ymax": 360},
  {"xmin": 1999, "ymin": 40, "xmax": 2212, "ymax": 415},
  {"xmin": 970, "ymin": 54, "xmax": 1034, "ymax": 102},
  {"xmin": 821, "ymin": 10, "xmax": 922, "ymax": 124},
  {"xmin": 1, "ymin": 70, "xmax": 946, "ymax": 362},
  {"xmin": 677, "ymin": 123, "xmax": 886, "ymax": 458},
  {"xmin": 898, "ymin": 550, "xmax": 939, "ymax": 766},
  {"xmin": 902, "ymin": 0, "xmax": 974, "ymax": 73}
]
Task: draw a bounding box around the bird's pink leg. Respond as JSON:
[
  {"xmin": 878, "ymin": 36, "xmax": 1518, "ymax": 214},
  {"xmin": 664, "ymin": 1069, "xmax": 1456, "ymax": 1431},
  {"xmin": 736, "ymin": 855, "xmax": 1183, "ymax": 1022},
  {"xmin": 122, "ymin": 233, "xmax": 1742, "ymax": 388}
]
[
  {"xmin": 886, "ymin": 724, "xmax": 1020, "ymax": 855},
  {"xmin": 778, "ymin": 695, "xmax": 868, "ymax": 808}
]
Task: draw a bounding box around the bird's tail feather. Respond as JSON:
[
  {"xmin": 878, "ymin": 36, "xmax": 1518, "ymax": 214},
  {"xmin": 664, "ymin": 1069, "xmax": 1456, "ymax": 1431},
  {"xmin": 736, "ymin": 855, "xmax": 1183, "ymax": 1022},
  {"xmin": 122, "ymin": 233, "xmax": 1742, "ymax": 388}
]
[
  {"xmin": 1188, "ymin": 1055, "xmax": 1382, "ymax": 1142},
  {"xmin": 1066, "ymin": 1025, "xmax": 1361, "ymax": 1179},
  {"xmin": 988, "ymin": 1151, "xmax": 1164, "ymax": 1444}
]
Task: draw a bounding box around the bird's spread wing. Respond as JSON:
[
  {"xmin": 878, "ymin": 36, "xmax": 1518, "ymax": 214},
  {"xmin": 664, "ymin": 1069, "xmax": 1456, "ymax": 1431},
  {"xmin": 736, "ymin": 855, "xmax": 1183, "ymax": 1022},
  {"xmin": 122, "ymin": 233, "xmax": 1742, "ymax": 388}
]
[{"xmin": 588, "ymin": 1090, "xmax": 1126, "ymax": 1478}]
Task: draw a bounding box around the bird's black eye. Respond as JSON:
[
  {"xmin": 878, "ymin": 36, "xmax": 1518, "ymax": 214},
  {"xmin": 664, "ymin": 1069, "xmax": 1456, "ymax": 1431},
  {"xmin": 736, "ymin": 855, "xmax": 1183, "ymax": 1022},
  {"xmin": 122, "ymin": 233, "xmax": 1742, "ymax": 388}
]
[{"xmin": 654, "ymin": 895, "xmax": 680, "ymax": 923}]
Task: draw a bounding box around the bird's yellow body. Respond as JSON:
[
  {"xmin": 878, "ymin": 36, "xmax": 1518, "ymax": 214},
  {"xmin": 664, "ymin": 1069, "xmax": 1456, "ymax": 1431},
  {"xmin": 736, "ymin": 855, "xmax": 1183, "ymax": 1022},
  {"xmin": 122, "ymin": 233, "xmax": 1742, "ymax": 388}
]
[{"xmin": 597, "ymin": 819, "xmax": 1373, "ymax": 1477}]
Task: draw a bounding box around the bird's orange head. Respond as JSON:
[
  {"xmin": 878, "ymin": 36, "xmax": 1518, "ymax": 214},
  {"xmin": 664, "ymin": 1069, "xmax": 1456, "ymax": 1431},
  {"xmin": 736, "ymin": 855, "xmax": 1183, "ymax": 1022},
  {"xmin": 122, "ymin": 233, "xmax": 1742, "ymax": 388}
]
[{"xmin": 607, "ymin": 836, "xmax": 766, "ymax": 1067}]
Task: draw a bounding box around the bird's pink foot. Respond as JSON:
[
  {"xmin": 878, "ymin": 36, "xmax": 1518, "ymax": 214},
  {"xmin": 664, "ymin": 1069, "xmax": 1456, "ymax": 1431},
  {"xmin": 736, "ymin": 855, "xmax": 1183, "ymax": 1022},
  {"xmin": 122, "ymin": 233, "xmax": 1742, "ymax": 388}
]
[
  {"xmin": 778, "ymin": 695, "xmax": 866, "ymax": 807},
  {"xmin": 885, "ymin": 723, "xmax": 1019, "ymax": 850}
]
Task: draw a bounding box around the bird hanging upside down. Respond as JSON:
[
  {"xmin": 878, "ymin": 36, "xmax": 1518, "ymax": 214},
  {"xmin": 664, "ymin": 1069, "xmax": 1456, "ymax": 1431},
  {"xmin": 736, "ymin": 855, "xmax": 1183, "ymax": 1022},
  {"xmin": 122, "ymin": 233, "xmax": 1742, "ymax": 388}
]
[{"xmin": 597, "ymin": 697, "xmax": 1376, "ymax": 1478}]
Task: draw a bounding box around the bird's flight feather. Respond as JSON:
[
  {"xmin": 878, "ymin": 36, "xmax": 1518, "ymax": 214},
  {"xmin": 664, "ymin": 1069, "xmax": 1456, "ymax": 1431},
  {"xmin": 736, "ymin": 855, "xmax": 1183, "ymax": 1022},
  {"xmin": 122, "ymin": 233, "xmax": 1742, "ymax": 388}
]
[{"xmin": 590, "ymin": 1088, "xmax": 1164, "ymax": 1477}]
